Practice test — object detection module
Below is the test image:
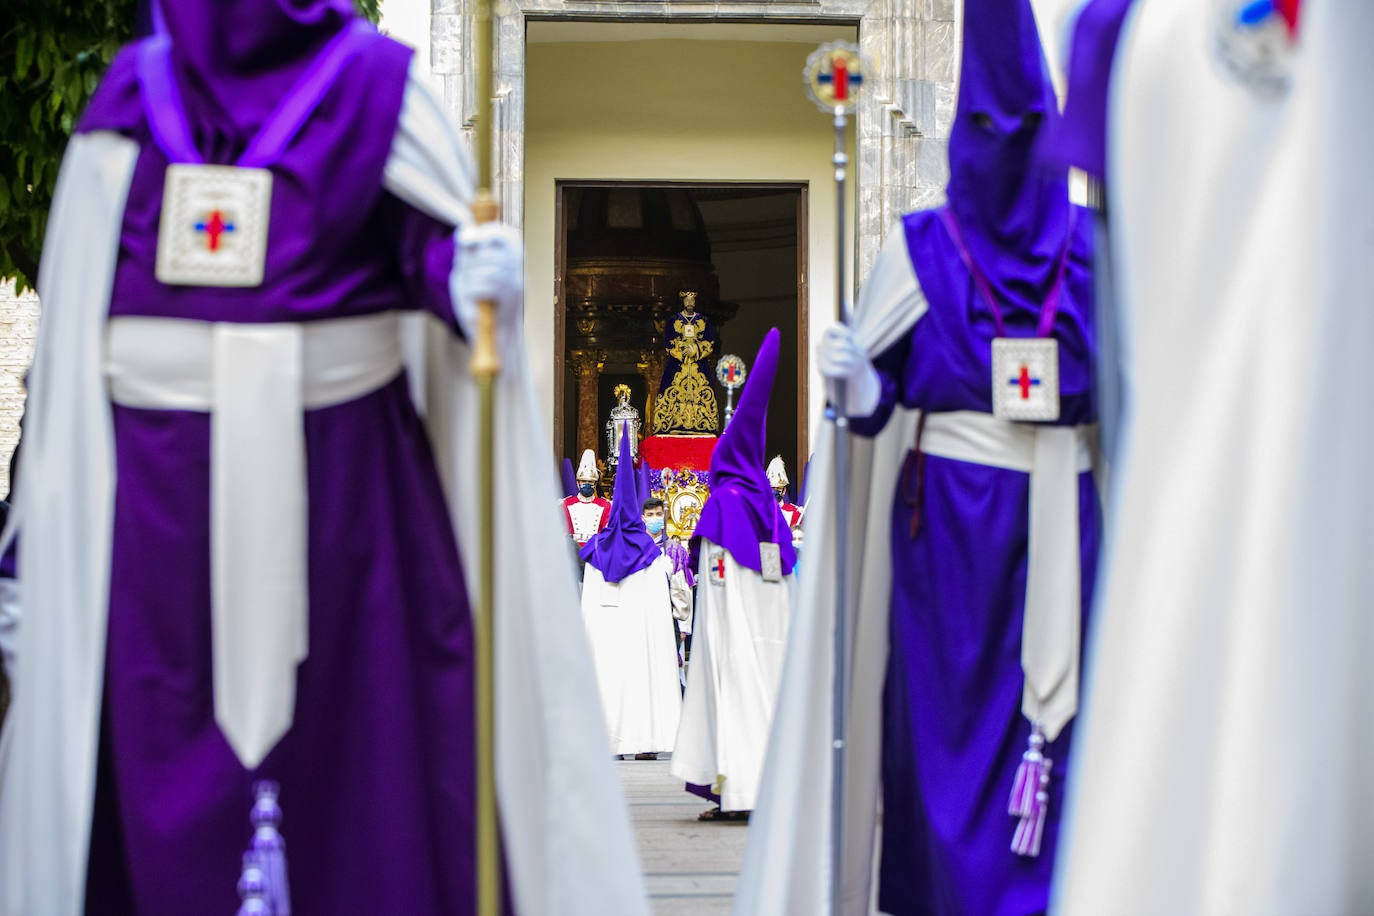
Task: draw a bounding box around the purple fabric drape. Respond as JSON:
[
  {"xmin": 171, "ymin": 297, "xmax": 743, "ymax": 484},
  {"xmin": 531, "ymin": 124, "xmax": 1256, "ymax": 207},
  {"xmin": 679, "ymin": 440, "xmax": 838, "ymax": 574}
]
[
  {"xmin": 154, "ymin": 0, "xmax": 356, "ymax": 139},
  {"xmin": 561, "ymin": 457, "xmax": 577, "ymax": 499},
  {"xmin": 637, "ymin": 458, "xmax": 653, "ymax": 507},
  {"xmin": 1039, "ymin": 0, "xmax": 1137, "ymax": 181}
]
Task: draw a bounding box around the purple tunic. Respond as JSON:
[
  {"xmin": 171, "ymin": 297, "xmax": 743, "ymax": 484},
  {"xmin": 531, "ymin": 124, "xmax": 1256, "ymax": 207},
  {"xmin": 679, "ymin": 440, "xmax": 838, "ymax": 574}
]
[
  {"xmin": 851, "ymin": 211, "xmax": 1099, "ymax": 915},
  {"xmin": 76, "ymin": 32, "xmax": 477, "ymax": 915}
]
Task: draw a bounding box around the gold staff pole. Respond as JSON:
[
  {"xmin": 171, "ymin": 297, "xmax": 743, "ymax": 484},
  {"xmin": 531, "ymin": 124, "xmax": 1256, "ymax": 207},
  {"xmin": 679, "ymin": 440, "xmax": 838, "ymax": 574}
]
[{"xmin": 470, "ymin": 1, "xmax": 501, "ymax": 914}]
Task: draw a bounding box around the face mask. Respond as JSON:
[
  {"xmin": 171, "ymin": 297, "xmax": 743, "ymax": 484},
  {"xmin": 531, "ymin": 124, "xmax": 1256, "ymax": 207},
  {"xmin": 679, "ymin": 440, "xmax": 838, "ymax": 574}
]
[
  {"xmin": 579, "ymin": 483, "xmax": 595, "ymax": 498},
  {"xmin": 645, "ymin": 517, "xmax": 665, "ymax": 536}
]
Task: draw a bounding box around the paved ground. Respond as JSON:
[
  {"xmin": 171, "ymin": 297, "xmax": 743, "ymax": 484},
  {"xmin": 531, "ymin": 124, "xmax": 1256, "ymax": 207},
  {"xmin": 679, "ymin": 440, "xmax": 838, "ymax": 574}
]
[{"xmin": 619, "ymin": 757, "xmax": 747, "ymax": 916}]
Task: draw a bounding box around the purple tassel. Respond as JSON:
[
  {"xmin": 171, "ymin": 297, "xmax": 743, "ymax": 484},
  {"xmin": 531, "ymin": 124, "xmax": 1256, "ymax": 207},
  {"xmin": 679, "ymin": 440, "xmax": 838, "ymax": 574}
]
[
  {"xmin": 247, "ymin": 781, "xmax": 292, "ymax": 916},
  {"xmin": 1010, "ymin": 754, "xmax": 1054, "ymax": 858},
  {"xmin": 1008, "ymin": 727, "xmax": 1046, "ymax": 817},
  {"xmin": 237, "ymin": 852, "xmax": 271, "ymax": 916}
]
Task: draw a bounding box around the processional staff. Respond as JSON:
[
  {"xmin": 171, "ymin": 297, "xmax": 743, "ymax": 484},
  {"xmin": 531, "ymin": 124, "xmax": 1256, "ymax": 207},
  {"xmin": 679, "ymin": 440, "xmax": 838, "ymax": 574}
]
[
  {"xmin": 804, "ymin": 40, "xmax": 865, "ymax": 916},
  {"xmin": 716, "ymin": 354, "xmax": 748, "ymax": 427},
  {"xmin": 469, "ymin": 1, "xmax": 502, "ymax": 914}
]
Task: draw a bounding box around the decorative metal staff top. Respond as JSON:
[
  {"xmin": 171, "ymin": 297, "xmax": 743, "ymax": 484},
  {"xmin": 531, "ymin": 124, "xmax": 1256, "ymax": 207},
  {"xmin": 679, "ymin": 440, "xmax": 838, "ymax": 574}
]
[
  {"xmin": 804, "ymin": 42, "xmax": 865, "ymax": 115},
  {"xmin": 804, "ymin": 39, "xmax": 866, "ymax": 916},
  {"xmin": 715, "ymin": 354, "xmax": 748, "ymax": 428}
]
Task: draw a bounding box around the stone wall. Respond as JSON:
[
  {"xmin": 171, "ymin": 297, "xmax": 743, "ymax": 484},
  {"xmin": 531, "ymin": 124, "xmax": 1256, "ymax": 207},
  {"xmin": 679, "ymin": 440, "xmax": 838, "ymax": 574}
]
[{"xmin": 0, "ymin": 281, "xmax": 39, "ymax": 496}]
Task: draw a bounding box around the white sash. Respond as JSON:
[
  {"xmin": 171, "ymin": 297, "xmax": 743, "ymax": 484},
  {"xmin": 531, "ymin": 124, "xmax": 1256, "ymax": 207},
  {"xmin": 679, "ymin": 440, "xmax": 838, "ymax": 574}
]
[
  {"xmin": 920, "ymin": 410, "xmax": 1093, "ymax": 741},
  {"xmin": 104, "ymin": 311, "xmax": 403, "ymax": 767}
]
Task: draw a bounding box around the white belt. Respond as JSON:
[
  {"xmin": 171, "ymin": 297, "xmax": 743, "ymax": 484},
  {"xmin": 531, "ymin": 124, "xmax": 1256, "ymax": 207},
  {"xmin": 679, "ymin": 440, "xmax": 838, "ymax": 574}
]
[
  {"xmin": 920, "ymin": 410, "xmax": 1095, "ymax": 741},
  {"xmin": 105, "ymin": 312, "xmax": 404, "ymax": 767}
]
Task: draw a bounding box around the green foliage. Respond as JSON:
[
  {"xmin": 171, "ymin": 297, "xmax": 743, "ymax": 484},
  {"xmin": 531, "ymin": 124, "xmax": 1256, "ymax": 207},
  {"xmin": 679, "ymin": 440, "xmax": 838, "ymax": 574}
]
[
  {"xmin": 0, "ymin": 0, "xmax": 382, "ymax": 294},
  {"xmin": 1, "ymin": 1, "xmax": 134, "ymax": 292}
]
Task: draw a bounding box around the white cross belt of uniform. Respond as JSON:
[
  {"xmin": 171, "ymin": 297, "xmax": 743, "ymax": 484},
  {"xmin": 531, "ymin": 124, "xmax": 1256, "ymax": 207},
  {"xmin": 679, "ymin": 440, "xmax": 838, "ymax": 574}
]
[
  {"xmin": 105, "ymin": 310, "xmax": 404, "ymax": 767},
  {"xmin": 568, "ymin": 500, "xmax": 606, "ymax": 545},
  {"xmin": 919, "ymin": 409, "xmax": 1094, "ymax": 742}
]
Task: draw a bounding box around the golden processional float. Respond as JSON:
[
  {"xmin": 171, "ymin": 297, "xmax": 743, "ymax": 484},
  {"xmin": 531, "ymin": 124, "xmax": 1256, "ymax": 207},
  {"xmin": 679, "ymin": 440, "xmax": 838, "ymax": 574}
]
[{"xmin": 590, "ymin": 296, "xmax": 749, "ymax": 542}]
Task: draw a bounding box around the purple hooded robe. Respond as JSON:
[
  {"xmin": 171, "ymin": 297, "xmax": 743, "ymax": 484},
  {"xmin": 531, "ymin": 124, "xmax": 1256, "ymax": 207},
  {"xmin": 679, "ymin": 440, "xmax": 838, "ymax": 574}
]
[
  {"xmin": 847, "ymin": 2, "xmax": 1101, "ymax": 913},
  {"xmin": 50, "ymin": 3, "xmax": 476, "ymax": 912}
]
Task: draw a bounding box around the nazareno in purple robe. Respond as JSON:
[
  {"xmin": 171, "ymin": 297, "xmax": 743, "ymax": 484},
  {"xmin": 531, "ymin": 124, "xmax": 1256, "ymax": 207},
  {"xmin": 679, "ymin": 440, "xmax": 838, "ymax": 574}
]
[
  {"xmin": 580, "ymin": 424, "xmax": 660, "ymax": 583},
  {"xmin": 75, "ymin": 5, "xmax": 478, "ymax": 913},
  {"xmin": 848, "ymin": 1, "xmax": 1100, "ymax": 913}
]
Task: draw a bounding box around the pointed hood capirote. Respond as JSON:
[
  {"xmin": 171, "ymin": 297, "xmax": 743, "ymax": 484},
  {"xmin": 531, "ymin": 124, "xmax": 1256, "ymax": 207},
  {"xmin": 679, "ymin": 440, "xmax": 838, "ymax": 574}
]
[
  {"xmin": 947, "ymin": 0, "xmax": 1072, "ymax": 313},
  {"xmin": 155, "ymin": 0, "xmax": 358, "ymax": 138},
  {"xmin": 580, "ymin": 423, "xmax": 661, "ymax": 584},
  {"xmin": 690, "ymin": 328, "xmax": 796, "ymax": 576}
]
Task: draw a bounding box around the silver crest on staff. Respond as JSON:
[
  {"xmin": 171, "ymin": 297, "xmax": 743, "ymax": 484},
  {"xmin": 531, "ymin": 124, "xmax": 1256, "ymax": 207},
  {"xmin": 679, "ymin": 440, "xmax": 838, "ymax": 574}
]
[{"xmin": 804, "ymin": 41, "xmax": 864, "ymax": 916}]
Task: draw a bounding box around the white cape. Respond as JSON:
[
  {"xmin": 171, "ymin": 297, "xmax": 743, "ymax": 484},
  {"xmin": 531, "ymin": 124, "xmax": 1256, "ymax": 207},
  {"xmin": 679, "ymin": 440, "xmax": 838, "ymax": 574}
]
[
  {"xmin": 581, "ymin": 556, "xmax": 681, "ymax": 755},
  {"xmin": 732, "ymin": 227, "xmax": 926, "ymax": 913},
  {"xmin": 669, "ymin": 536, "xmax": 794, "ymax": 814},
  {"xmin": 0, "ymin": 62, "xmax": 648, "ymax": 916},
  {"xmin": 1055, "ymin": 3, "xmax": 1374, "ymax": 914}
]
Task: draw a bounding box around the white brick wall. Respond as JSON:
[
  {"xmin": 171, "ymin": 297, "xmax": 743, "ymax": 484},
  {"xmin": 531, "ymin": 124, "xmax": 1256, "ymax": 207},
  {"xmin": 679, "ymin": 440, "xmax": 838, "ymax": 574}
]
[{"xmin": 0, "ymin": 280, "xmax": 39, "ymax": 496}]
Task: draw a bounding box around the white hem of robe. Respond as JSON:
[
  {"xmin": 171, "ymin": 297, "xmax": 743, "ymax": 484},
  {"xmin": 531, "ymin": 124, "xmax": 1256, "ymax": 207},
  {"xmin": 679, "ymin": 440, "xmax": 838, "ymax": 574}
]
[
  {"xmin": 581, "ymin": 556, "xmax": 681, "ymax": 755},
  {"xmin": 671, "ymin": 538, "xmax": 793, "ymax": 813}
]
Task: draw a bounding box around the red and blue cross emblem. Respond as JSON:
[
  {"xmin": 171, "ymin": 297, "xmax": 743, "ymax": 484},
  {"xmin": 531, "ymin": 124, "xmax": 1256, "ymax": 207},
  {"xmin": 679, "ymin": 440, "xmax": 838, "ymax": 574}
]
[
  {"xmin": 816, "ymin": 53, "xmax": 862, "ymax": 103},
  {"xmin": 1237, "ymin": 0, "xmax": 1301, "ymax": 37},
  {"xmin": 805, "ymin": 42, "xmax": 865, "ymax": 113},
  {"xmin": 194, "ymin": 210, "xmax": 235, "ymax": 252},
  {"xmin": 1009, "ymin": 363, "xmax": 1041, "ymax": 401}
]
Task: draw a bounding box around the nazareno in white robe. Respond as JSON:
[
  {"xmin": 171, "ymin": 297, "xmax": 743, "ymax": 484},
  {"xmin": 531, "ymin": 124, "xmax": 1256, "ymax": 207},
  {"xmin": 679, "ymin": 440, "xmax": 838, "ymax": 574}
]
[
  {"xmin": 672, "ymin": 538, "xmax": 793, "ymax": 812},
  {"xmin": 1056, "ymin": 3, "xmax": 1374, "ymax": 914},
  {"xmin": 581, "ymin": 554, "xmax": 682, "ymax": 755}
]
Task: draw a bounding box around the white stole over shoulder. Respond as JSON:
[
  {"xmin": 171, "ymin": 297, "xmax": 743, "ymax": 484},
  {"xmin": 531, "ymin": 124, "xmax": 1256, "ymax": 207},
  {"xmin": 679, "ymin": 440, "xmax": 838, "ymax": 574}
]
[{"xmin": 0, "ymin": 59, "xmax": 649, "ymax": 916}]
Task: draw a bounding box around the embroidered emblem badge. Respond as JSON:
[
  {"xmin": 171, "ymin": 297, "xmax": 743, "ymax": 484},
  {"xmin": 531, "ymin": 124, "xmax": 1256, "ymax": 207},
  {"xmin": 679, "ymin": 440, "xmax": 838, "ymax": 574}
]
[
  {"xmin": 156, "ymin": 164, "xmax": 273, "ymax": 288},
  {"xmin": 991, "ymin": 338, "xmax": 1060, "ymax": 423},
  {"xmin": 1214, "ymin": 0, "xmax": 1302, "ymax": 99},
  {"xmin": 759, "ymin": 542, "xmax": 783, "ymax": 583}
]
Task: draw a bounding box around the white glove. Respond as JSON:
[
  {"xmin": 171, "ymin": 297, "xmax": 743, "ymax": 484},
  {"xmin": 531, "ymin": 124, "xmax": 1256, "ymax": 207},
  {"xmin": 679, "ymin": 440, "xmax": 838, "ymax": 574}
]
[
  {"xmin": 817, "ymin": 323, "xmax": 882, "ymax": 417},
  {"xmin": 453, "ymin": 221, "xmax": 524, "ymax": 354}
]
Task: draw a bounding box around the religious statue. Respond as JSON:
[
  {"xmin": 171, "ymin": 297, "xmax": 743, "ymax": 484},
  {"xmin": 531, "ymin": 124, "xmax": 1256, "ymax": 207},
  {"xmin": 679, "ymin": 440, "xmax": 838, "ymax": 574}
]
[
  {"xmin": 652, "ymin": 291, "xmax": 720, "ymax": 435},
  {"xmin": 605, "ymin": 384, "xmax": 641, "ymax": 469}
]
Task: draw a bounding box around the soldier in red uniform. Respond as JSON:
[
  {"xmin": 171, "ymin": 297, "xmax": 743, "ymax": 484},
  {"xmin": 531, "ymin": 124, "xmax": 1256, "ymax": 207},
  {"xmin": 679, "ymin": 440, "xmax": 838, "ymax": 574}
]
[
  {"xmin": 767, "ymin": 456, "xmax": 804, "ymax": 537},
  {"xmin": 562, "ymin": 449, "xmax": 611, "ymax": 547}
]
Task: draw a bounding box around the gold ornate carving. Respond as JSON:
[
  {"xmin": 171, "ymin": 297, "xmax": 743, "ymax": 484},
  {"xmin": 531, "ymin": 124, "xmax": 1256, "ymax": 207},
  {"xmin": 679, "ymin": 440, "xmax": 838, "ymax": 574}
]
[
  {"xmin": 661, "ymin": 469, "xmax": 710, "ymax": 540},
  {"xmin": 653, "ymin": 312, "xmax": 719, "ymax": 434},
  {"xmin": 638, "ymin": 348, "xmax": 667, "ymax": 429}
]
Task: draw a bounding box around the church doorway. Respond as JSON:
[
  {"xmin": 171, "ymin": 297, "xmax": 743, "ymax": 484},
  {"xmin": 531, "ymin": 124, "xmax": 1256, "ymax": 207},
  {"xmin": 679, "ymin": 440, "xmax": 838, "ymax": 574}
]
[{"xmin": 554, "ymin": 181, "xmax": 808, "ymax": 499}]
